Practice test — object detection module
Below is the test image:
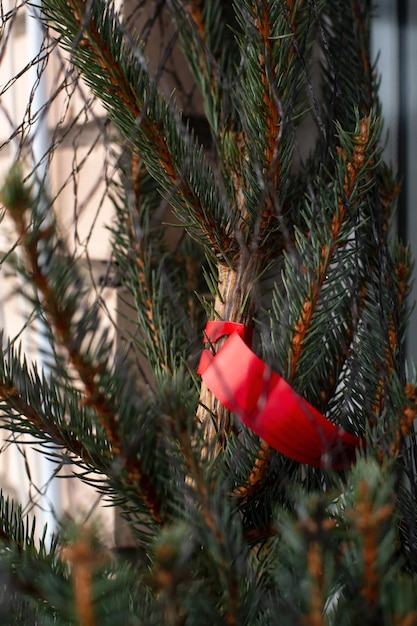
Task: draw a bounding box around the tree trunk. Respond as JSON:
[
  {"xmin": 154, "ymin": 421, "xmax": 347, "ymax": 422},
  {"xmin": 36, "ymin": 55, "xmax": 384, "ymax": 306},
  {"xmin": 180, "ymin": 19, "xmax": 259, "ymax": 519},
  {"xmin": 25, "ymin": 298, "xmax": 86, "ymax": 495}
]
[{"xmin": 197, "ymin": 255, "xmax": 260, "ymax": 452}]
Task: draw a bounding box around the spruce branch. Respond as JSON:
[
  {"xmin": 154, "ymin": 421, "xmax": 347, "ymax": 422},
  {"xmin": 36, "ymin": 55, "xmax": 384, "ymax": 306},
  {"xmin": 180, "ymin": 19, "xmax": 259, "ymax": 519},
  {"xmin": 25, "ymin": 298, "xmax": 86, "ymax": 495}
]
[
  {"xmin": 371, "ymin": 256, "xmax": 409, "ymax": 420},
  {"xmin": 346, "ymin": 480, "xmax": 394, "ymax": 608},
  {"xmin": 232, "ymin": 440, "xmax": 272, "ymax": 504},
  {"xmin": 289, "ymin": 118, "xmax": 373, "ymax": 381},
  {"xmin": 0, "ymin": 380, "xmax": 101, "ymax": 468},
  {"xmin": 318, "ymin": 0, "xmax": 376, "ymax": 144},
  {"xmin": 0, "ymin": 2, "xmax": 415, "ymax": 621},
  {"xmin": 350, "ymin": 0, "xmax": 374, "ymax": 111},
  {"xmin": 168, "ymin": 0, "xmax": 241, "ymax": 137},
  {"xmin": 0, "ymin": 341, "xmax": 164, "ymax": 526},
  {"xmin": 1, "ymin": 169, "xmax": 164, "ymax": 525},
  {"xmin": 111, "ymin": 161, "xmax": 197, "ymax": 376},
  {"xmin": 0, "ymin": 490, "xmax": 73, "ymax": 621},
  {"xmin": 110, "ymin": 157, "xmax": 237, "ymax": 541},
  {"xmin": 14, "ymin": 217, "xmax": 121, "ymax": 456},
  {"xmin": 232, "ymin": 0, "xmax": 315, "ymax": 247},
  {"xmin": 251, "ymin": 1, "xmax": 283, "ymax": 247},
  {"xmin": 40, "ymin": 0, "xmax": 235, "ymax": 260},
  {"xmin": 61, "ymin": 528, "xmax": 109, "ymax": 626},
  {"xmin": 254, "ymin": 1, "xmax": 283, "ymax": 186},
  {"xmin": 183, "ymin": 1, "xmax": 205, "ymax": 41},
  {"xmin": 388, "ymin": 384, "xmax": 417, "ymax": 462}
]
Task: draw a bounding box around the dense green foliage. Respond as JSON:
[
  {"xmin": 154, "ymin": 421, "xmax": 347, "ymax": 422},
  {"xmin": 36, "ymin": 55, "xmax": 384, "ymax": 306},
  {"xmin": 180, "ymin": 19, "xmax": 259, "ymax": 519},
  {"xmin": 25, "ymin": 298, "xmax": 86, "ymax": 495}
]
[{"xmin": 0, "ymin": 1, "xmax": 416, "ymax": 624}]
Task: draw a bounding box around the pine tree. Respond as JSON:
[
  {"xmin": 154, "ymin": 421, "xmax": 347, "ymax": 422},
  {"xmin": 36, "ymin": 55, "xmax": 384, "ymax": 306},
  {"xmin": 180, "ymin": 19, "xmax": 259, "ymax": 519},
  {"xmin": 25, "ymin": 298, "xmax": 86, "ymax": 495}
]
[{"xmin": 0, "ymin": 1, "xmax": 416, "ymax": 624}]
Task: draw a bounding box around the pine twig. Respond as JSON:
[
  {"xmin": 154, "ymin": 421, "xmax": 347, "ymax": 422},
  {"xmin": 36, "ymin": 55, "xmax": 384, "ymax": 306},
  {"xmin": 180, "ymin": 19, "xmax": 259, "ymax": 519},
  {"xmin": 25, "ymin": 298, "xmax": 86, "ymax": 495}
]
[
  {"xmin": 183, "ymin": 1, "xmax": 205, "ymax": 42},
  {"xmin": 346, "ymin": 480, "xmax": 393, "ymax": 607},
  {"xmin": 289, "ymin": 118, "xmax": 371, "ymax": 381},
  {"xmin": 61, "ymin": 529, "xmax": 108, "ymax": 626},
  {"xmin": 0, "ymin": 383, "xmax": 100, "ymax": 467},
  {"xmin": 1, "ymin": 170, "xmax": 163, "ymax": 525},
  {"xmin": 233, "ymin": 441, "xmax": 271, "ymax": 503},
  {"xmin": 44, "ymin": 0, "xmax": 233, "ymax": 258},
  {"xmin": 303, "ymin": 542, "xmax": 325, "ymax": 626}
]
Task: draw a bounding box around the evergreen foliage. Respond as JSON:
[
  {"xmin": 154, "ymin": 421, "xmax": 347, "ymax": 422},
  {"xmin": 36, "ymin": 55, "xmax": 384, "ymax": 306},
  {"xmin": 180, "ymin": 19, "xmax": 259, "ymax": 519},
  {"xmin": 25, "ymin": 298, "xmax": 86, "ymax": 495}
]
[{"xmin": 0, "ymin": 0, "xmax": 416, "ymax": 624}]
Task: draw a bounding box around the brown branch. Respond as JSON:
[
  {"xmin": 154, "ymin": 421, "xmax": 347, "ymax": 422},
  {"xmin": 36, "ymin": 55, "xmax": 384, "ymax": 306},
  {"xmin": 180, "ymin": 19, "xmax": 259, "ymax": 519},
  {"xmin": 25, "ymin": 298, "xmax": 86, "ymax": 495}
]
[
  {"xmin": 256, "ymin": 4, "xmax": 281, "ymax": 186},
  {"xmin": 5, "ymin": 200, "xmax": 163, "ymax": 523},
  {"xmin": 387, "ymin": 384, "xmax": 417, "ymax": 460},
  {"xmin": 166, "ymin": 411, "xmax": 240, "ymax": 626},
  {"xmin": 400, "ymin": 384, "xmax": 417, "ymax": 441},
  {"xmin": 61, "ymin": 528, "xmax": 108, "ymax": 626},
  {"xmin": 253, "ymin": 3, "xmax": 282, "ymax": 244},
  {"xmin": 303, "ymin": 542, "xmax": 325, "ymax": 626},
  {"xmin": 347, "ymin": 481, "xmax": 393, "ymax": 607},
  {"xmin": 371, "ymin": 224, "xmax": 408, "ymax": 418},
  {"xmin": 66, "ymin": 0, "xmax": 232, "ymax": 256},
  {"xmin": 243, "ymin": 524, "xmax": 278, "ymax": 546},
  {"xmin": 127, "ymin": 158, "xmax": 167, "ymax": 372},
  {"xmin": 289, "ymin": 119, "xmax": 370, "ymax": 381},
  {"xmin": 18, "ymin": 220, "xmax": 122, "ymax": 455},
  {"xmin": 233, "ymin": 440, "xmax": 271, "ymax": 503},
  {"xmin": 253, "ymin": 1, "xmax": 303, "ymax": 249},
  {"xmin": 298, "ymin": 509, "xmax": 336, "ymax": 626},
  {"xmin": 0, "ymin": 383, "xmax": 100, "ymax": 466},
  {"xmin": 229, "ymin": 3, "xmax": 304, "ymax": 493},
  {"xmin": 184, "ymin": 1, "xmax": 206, "ymax": 42},
  {"xmin": 0, "ymin": 375, "xmax": 162, "ymax": 524}
]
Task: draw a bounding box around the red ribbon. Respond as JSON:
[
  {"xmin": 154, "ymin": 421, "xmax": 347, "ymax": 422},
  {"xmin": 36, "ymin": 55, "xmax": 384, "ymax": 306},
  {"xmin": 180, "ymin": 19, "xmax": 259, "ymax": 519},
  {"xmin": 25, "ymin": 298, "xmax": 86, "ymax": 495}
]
[{"xmin": 198, "ymin": 321, "xmax": 364, "ymax": 469}]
